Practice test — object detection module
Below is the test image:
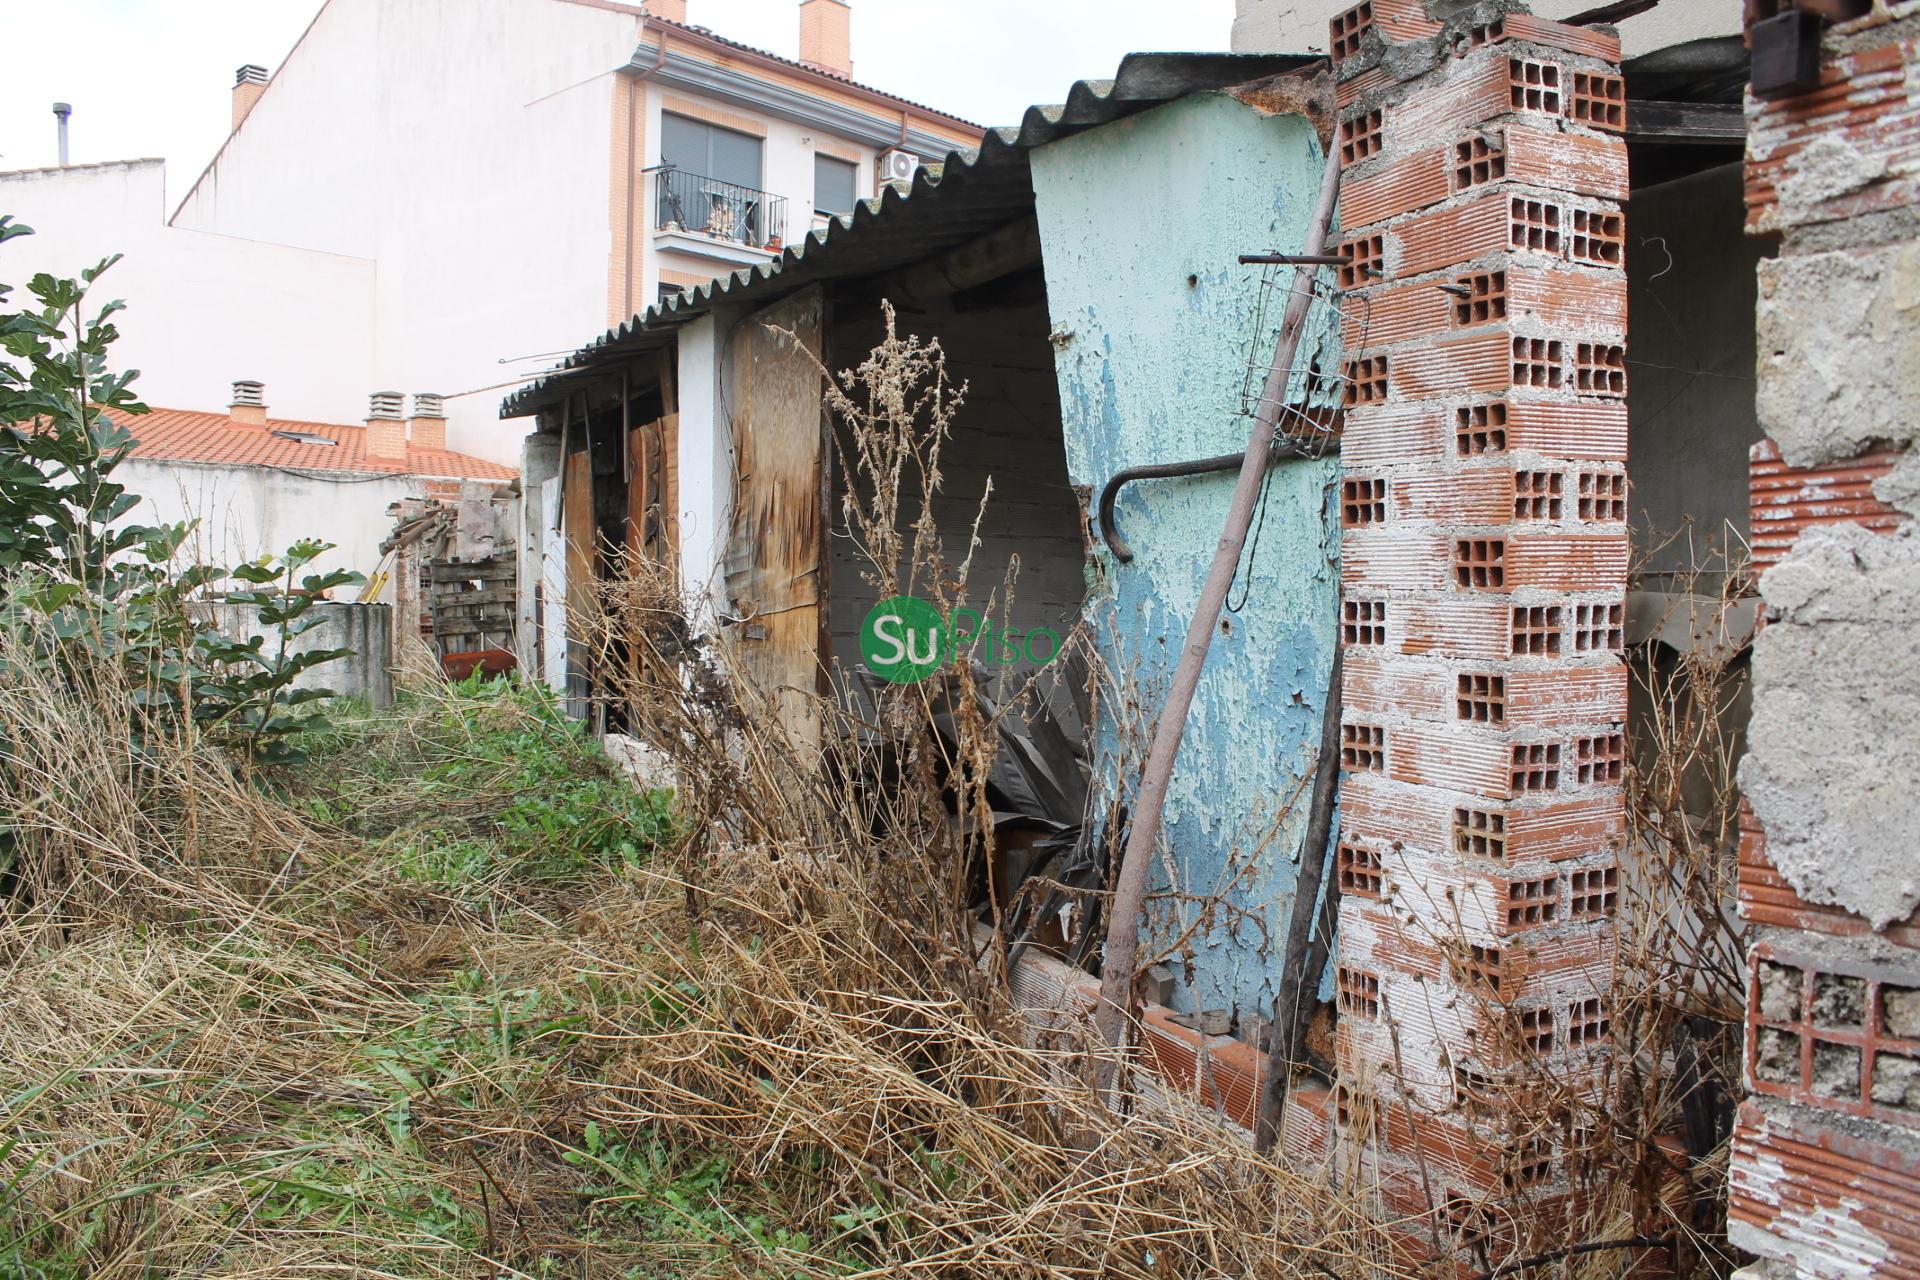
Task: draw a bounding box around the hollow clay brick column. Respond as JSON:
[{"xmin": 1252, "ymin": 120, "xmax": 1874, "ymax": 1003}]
[
  {"xmin": 1730, "ymin": 6, "xmax": 1920, "ymax": 1278},
  {"xmin": 1327, "ymin": 3, "xmax": 1628, "ymax": 1266}
]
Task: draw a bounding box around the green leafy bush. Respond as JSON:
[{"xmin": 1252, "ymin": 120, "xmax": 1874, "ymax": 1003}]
[{"xmin": 0, "ymin": 214, "xmax": 360, "ymax": 769}]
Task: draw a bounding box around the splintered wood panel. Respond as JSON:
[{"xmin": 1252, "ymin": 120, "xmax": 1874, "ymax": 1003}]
[
  {"xmin": 728, "ymin": 285, "xmax": 826, "ymax": 751},
  {"xmin": 627, "ymin": 412, "xmax": 680, "ymax": 572},
  {"xmin": 562, "ymin": 446, "xmax": 596, "ymax": 695}
]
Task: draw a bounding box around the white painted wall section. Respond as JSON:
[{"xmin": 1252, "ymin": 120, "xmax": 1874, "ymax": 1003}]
[
  {"xmin": 0, "ymin": 160, "xmax": 377, "ymax": 429},
  {"xmin": 169, "ymin": 0, "xmax": 643, "ymax": 464},
  {"xmin": 673, "ymin": 310, "xmax": 730, "ymax": 615},
  {"xmin": 119, "ymin": 457, "xmax": 412, "ymax": 589}
]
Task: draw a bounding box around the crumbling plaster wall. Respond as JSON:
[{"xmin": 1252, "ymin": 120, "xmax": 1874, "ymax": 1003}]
[
  {"xmin": 1730, "ymin": 10, "xmax": 1920, "ymax": 1277},
  {"xmin": 1030, "ymin": 91, "xmax": 1343, "ymax": 1025},
  {"xmin": 1738, "ymin": 31, "xmax": 1920, "ymax": 932}
]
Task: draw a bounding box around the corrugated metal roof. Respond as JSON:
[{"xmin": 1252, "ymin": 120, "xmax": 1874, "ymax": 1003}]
[{"xmin": 501, "ymin": 52, "xmax": 1319, "ymax": 420}]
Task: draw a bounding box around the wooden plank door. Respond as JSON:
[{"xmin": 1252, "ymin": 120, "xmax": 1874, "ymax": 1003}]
[{"xmin": 724, "ymin": 285, "xmax": 828, "ymax": 752}]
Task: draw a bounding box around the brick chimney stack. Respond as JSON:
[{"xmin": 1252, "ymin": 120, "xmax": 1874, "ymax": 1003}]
[
  {"xmin": 365, "ymin": 391, "xmax": 407, "ymax": 462},
  {"xmin": 408, "ymin": 393, "xmax": 447, "ymax": 453},
  {"xmin": 643, "ymin": 0, "xmax": 688, "ymax": 22},
  {"xmin": 798, "ymin": 0, "xmax": 851, "ymax": 78},
  {"xmin": 228, "ymin": 379, "xmax": 267, "ymax": 427},
  {"xmin": 232, "ymin": 65, "xmax": 268, "ymax": 131}
]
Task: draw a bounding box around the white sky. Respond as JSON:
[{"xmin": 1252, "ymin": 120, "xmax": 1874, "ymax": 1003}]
[{"xmin": 0, "ymin": 0, "xmax": 1236, "ymax": 200}]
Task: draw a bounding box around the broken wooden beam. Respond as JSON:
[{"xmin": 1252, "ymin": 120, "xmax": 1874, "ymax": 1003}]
[{"xmin": 1626, "ymin": 99, "xmax": 1746, "ymax": 145}]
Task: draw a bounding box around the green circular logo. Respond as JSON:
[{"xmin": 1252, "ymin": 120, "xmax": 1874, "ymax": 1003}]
[{"xmin": 861, "ymin": 595, "xmax": 948, "ymax": 684}]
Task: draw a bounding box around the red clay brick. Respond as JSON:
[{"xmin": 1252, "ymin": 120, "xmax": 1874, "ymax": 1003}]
[
  {"xmin": 1343, "ymin": 278, "xmax": 1454, "ymax": 348},
  {"xmin": 1337, "ymin": 62, "xmax": 1396, "ymax": 111},
  {"xmin": 1506, "ymin": 794, "xmax": 1625, "ymax": 863},
  {"xmin": 1400, "ymin": 598, "xmax": 1513, "ymax": 660},
  {"xmin": 1344, "ymin": 147, "xmax": 1453, "ymax": 228},
  {"xmin": 1344, "ymin": 653, "xmax": 1452, "ymax": 720},
  {"xmin": 1393, "ymin": 467, "xmax": 1516, "ymax": 523},
  {"xmin": 1342, "ymin": 404, "xmax": 1451, "ymax": 465},
  {"xmin": 1566, "ymin": 71, "xmax": 1626, "ymax": 133},
  {"xmin": 1749, "ymin": 438, "xmax": 1904, "ymax": 574},
  {"xmin": 1503, "ymin": 402, "xmax": 1629, "ymax": 460},
  {"xmin": 1502, "ymin": 125, "xmax": 1630, "ymax": 201},
  {"xmin": 1737, "ymin": 803, "xmax": 1920, "ymax": 947},
  {"xmin": 1505, "ymin": 666, "xmax": 1628, "ymax": 729},
  {"xmin": 1507, "ymin": 268, "xmax": 1626, "ymax": 335},
  {"xmin": 1390, "ymin": 723, "xmax": 1515, "ymax": 797},
  {"xmin": 1499, "ymin": 12, "xmax": 1621, "ymax": 63},
  {"xmin": 1390, "ymin": 331, "xmax": 1514, "ymax": 399},
  {"xmin": 1504, "ymin": 533, "xmax": 1630, "ymax": 590},
  {"xmin": 1731, "ymin": 1102, "xmax": 1920, "ymax": 1270},
  {"xmin": 1388, "ymin": 55, "xmax": 1521, "ymax": 142},
  {"xmin": 1393, "ymin": 192, "xmax": 1516, "ymax": 277},
  {"xmin": 1342, "ymin": 531, "xmax": 1453, "ymax": 590},
  {"xmin": 1340, "ymin": 770, "xmax": 1450, "ymax": 851}
]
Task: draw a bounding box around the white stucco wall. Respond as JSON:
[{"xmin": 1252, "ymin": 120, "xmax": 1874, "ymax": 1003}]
[
  {"xmin": 167, "ymin": 0, "xmax": 642, "ymax": 465},
  {"xmin": 674, "ymin": 309, "xmax": 731, "ymax": 613},
  {"xmin": 120, "ymin": 456, "xmax": 414, "ymax": 590},
  {"xmin": 0, "ymin": 159, "xmax": 377, "ymax": 429},
  {"xmin": 1231, "ymin": 0, "xmax": 1744, "ymax": 57}
]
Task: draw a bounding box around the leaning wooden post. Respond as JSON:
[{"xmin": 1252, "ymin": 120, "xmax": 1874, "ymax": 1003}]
[
  {"xmin": 1092, "ymin": 138, "xmax": 1346, "ymax": 1078},
  {"xmin": 1255, "ymin": 644, "xmax": 1344, "ymax": 1151}
]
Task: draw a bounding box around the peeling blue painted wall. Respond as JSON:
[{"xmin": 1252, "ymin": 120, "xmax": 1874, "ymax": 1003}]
[{"xmin": 1031, "ymin": 92, "xmax": 1341, "ymax": 1025}]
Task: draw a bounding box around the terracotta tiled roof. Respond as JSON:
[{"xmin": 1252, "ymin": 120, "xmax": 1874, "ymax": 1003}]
[{"xmin": 109, "ymin": 407, "xmax": 518, "ymax": 481}]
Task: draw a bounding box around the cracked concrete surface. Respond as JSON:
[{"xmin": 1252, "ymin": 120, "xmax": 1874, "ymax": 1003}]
[
  {"xmin": 1755, "ymin": 244, "xmax": 1920, "ymax": 469},
  {"xmin": 1743, "ymin": 524, "xmax": 1920, "ymax": 929}
]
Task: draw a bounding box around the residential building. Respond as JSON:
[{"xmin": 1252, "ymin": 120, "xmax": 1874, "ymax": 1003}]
[
  {"xmin": 0, "ymin": 0, "xmax": 982, "ymax": 467},
  {"xmin": 116, "ymin": 383, "xmax": 515, "ymax": 586}
]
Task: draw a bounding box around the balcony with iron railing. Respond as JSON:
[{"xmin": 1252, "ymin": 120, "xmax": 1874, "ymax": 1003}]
[{"xmin": 652, "ymin": 167, "xmax": 788, "ymax": 266}]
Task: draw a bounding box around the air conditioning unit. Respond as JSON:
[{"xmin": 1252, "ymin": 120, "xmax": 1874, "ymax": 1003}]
[{"xmin": 876, "ymin": 148, "xmax": 920, "ymax": 192}]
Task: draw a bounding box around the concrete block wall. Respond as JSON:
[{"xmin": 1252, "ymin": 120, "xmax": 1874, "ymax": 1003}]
[
  {"xmin": 1731, "ymin": 5, "xmax": 1920, "ymax": 1277},
  {"xmin": 1326, "ymin": 2, "xmax": 1629, "ymax": 1264}
]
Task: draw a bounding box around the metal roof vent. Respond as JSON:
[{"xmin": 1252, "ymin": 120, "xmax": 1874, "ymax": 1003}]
[
  {"xmin": 367, "ymin": 391, "xmax": 405, "ymax": 420},
  {"xmin": 410, "ymin": 392, "xmax": 445, "ymax": 418},
  {"xmin": 230, "ymin": 379, "xmax": 265, "ymax": 407},
  {"xmin": 235, "ymin": 64, "xmax": 269, "ymax": 87}
]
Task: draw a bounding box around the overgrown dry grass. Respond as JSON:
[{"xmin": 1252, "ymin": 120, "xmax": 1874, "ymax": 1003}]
[
  {"xmin": 0, "ymin": 310, "xmax": 1754, "ymax": 1280},
  {"xmin": 0, "ymin": 649, "xmax": 1406, "ymax": 1278},
  {"xmin": 0, "ymin": 308, "xmax": 1401, "ymax": 1279}
]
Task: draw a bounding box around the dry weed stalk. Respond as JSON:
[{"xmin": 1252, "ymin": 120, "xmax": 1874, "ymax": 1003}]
[{"xmin": 0, "ymin": 310, "xmax": 1408, "ymax": 1278}]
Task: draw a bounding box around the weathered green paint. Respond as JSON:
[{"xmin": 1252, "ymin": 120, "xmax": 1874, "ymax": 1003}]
[{"xmin": 1031, "ymin": 92, "xmax": 1341, "ymax": 1024}]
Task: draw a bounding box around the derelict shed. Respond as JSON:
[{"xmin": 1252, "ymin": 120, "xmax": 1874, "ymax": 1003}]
[{"xmin": 503, "ymin": 51, "xmax": 1346, "ymax": 1029}]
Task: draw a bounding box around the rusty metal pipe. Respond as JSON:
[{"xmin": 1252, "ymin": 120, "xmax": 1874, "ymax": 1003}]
[{"xmin": 1090, "ymin": 139, "xmax": 1346, "ymax": 1080}]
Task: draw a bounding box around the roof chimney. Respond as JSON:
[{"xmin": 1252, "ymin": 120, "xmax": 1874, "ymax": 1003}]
[
  {"xmin": 229, "ymin": 379, "xmax": 268, "ymax": 427},
  {"xmin": 643, "ymin": 0, "xmax": 687, "ymax": 22},
  {"xmin": 408, "ymin": 393, "xmax": 447, "ymax": 453},
  {"xmin": 798, "ymin": 0, "xmax": 851, "ymax": 78},
  {"xmin": 233, "ymin": 65, "xmax": 269, "ymax": 131},
  {"xmin": 366, "ymin": 391, "xmax": 407, "ymax": 462},
  {"xmin": 52, "ymin": 103, "xmax": 71, "ymax": 167}
]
